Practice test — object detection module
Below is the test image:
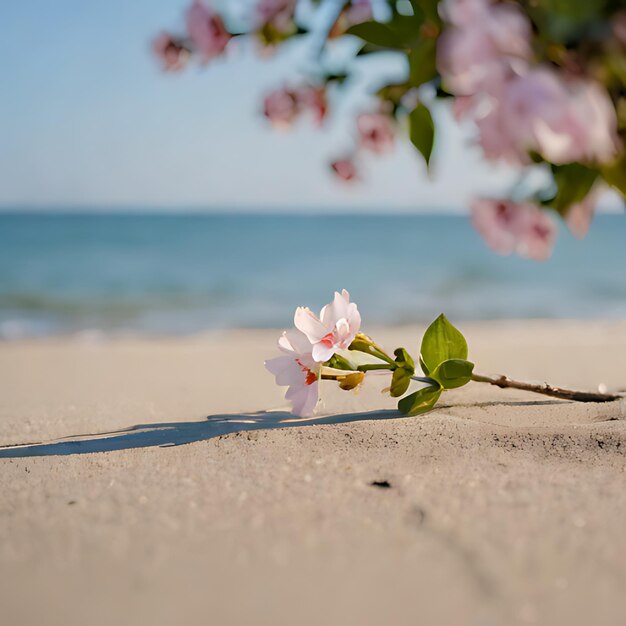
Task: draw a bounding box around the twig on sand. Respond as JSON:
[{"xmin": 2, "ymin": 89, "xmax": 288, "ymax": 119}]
[{"xmin": 471, "ymin": 373, "xmax": 623, "ymax": 403}]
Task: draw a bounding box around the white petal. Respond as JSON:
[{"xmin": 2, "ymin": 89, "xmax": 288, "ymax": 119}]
[
  {"xmin": 265, "ymin": 356, "xmax": 302, "ymax": 386},
  {"xmin": 286, "ymin": 381, "xmax": 319, "ymax": 417},
  {"xmin": 347, "ymin": 303, "xmax": 361, "ymax": 336},
  {"xmin": 320, "ymin": 290, "xmax": 348, "ymax": 327},
  {"xmin": 277, "ymin": 331, "xmax": 295, "ymax": 354},
  {"xmin": 294, "ymin": 307, "xmax": 328, "ymax": 343},
  {"xmin": 279, "ymin": 328, "xmax": 312, "ymax": 355},
  {"xmin": 312, "ymin": 342, "xmax": 336, "ymax": 363}
]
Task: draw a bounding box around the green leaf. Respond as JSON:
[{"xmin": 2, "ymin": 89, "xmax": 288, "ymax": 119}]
[
  {"xmin": 431, "ymin": 359, "xmax": 474, "ymax": 390},
  {"xmin": 390, "ymin": 347, "xmax": 416, "ymax": 398},
  {"xmin": 601, "ymin": 155, "xmax": 626, "ymax": 200},
  {"xmin": 390, "ymin": 368, "xmax": 412, "ymax": 397},
  {"xmin": 549, "ymin": 163, "xmax": 599, "ymax": 215},
  {"xmin": 387, "ymin": 14, "xmax": 424, "ymax": 46},
  {"xmin": 326, "ymin": 354, "xmax": 355, "ymax": 371},
  {"xmin": 410, "ymin": 0, "xmax": 440, "ymax": 24},
  {"xmin": 346, "ymin": 22, "xmax": 408, "ymax": 49},
  {"xmin": 347, "ymin": 12, "xmax": 424, "ymax": 50},
  {"xmin": 393, "ymin": 347, "xmax": 415, "ymax": 372},
  {"xmin": 398, "ymin": 384, "xmax": 442, "ymax": 416},
  {"xmin": 420, "ymin": 314, "xmax": 468, "ymax": 374},
  {"xmin": 408, "ymin": 37, "xmax": 437, "ymax": 87},
  {"xmin": 419, "ymin": 355, "xmax": 430, "ymax": 376},
  {"xmin": 409, "ymin": 103, "xmax": 435, "ymax": 167}
]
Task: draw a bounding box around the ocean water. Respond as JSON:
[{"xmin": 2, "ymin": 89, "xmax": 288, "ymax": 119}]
[{"xmin": 0, "ymin": 212, "xmax": 625, "ymax": 338}]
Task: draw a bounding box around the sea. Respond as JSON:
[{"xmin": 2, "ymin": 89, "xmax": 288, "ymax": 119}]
[{"xmin": 0, "ymin": 212, "xmax": 624, "ymax": 339}]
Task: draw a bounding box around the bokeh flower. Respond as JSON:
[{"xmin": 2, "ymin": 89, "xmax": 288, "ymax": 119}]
[
  {"xmin": 331, "ymin": 159, "xmax": 359, "ymax": 182},
  {"xmin": 438, "ymin": 0, "xmax": 532, "ymax": 96},
  {"xmin": 152, "ymin": 33, "xmax": 189, "ymax": 71},
  {"xmin": 186, "ymin": 0, "xmax": 231, "ymax": 63},
  {"xmin": 263, "ymin": 88, "xmax": 299, "ymax": 128},
  {"xmin": 471, "ymin": 199, "xmax": 557, "ymax": 261},
  {"xmin": 256, "ymin": 0, "xmax": 296, "ymax": 32},
  {"xmin": 357, "ymin": 113, "xmax": 395, "ymax": 154}
]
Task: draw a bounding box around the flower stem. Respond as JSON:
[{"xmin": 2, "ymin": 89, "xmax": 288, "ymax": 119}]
[
  {"xmin": 471, "ymin": 372, "xmax": 623, "ymax": 403},
  {"xmin": 357, "ymin": 363, "xmax": 395, "ymax": 372}
]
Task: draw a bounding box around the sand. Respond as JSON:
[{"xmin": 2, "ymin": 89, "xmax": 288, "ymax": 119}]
[{"xmin": 1, "ymin": 321, "xmax": 625, "ymax": 626}]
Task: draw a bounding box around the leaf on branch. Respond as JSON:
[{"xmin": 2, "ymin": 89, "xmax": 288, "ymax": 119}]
[
  {"xmin": 398, "ymin": 384, "xmax": 442, "ymax": 416},
  {"xmin": 390, "ymin": 368, "xmax": 412, "ymax": 397},
  {"xmin": 346, "ymin": 21, "xmax": 408, "ymax": 49},
  {"xmin": 420, "ymin": 314, "xmax": 468, "ymax": 374},
  {"xmin": 601, "ymin": 154, "xmax": 626, "ymax": 200},
  {"xmin": 326, "ymin": 353, "xmax": 355, "ymax": 371},
  {"xmin": 549, "ymin": 163, "xmax": 599, "ymax": 215},
  {"xmin": 390, "ymin": 347, "xmax": 416, "ymax": 397},
  {"xmin": 409, "ymin": 103, "xmax": 435, "ymax": 168},
  {"xmin": 408, "ymin": 38, "xmax": 437, "ymax": 87},
  {"xmin": 431, "ymin": 358, "xmax": 474, "ymax": 390},
  {"xmin": 347, "ymin": 12, "xmax": 424, "ymax": 50}
]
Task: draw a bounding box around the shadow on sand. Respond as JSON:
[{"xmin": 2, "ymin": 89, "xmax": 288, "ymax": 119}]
[
  {"xmin": 0, "ymin": 409, "xmax": 403, "ymax": 458},
  {"xmin": 0, "ymin": 399, "xmax": 567, "ymax": 459}
]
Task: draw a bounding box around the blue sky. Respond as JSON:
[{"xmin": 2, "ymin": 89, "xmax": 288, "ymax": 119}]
[{"xmin": 1, "ymin": 0, "xmax": 615, "ymax": 212}]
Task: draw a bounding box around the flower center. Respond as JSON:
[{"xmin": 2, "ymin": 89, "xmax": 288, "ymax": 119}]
[
  {"xmin": 320, "ymin": 332, "xmax": 335, "ymax": 347},
  {"xmin": 296, "ymin": 359, "xmax": 317, "ymax": 386}
]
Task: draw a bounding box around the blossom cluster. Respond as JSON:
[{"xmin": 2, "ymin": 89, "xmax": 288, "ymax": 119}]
[
  {"xmin": 265, "ymin": 290, "xmax": 361, "ymax": 416},
  {"xmin": 266, "ymin": 290, "xmax": 476, "ymax": 418},
  {"xmin": 153, "ymin": 0, "xmax": 626, "ymax": 261}
]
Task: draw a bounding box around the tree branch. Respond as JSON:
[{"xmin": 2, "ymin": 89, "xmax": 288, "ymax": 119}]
[{"xmin": 471, "ymin": 372, "xmax": 623, "ymax": 403}]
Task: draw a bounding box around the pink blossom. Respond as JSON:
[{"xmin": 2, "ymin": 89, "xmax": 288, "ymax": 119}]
[
  {"xmin": 265, "ymin": 329, "xmax": 320, "ymax": 417},
  {"xmin": 152, "ymin": 33, "xmax": 189, "ymax": 71},
  {"xmin": 565, "ymin": 189, "xmax": 599, "ymax": 240},
  {"xmin": 439, "ymin": 0, "xmax": 490, "ymax": 26},
  {"xmin": 186, "ymin": 0, "xmax": 231, "ymax": 63},
  {"xmin": 504, "ymin": 70, "xmax": 618, "ymax": 165},
  {"xmin": 296, "ymin": 87, "xmax": 327, "ymax": 125},
  {"xmin": 357, "ymin": 113, "xmax": 395, "ymax": 154},
  {"xmin": 263, "ymin": 88, "xmax": 299, "ymax": 128},
  {"xmin": 331, "ymin": 159, "xmax": 358, "ymax": 182},
  {"xmin": 437, "ymin": 0, "xmax": 532, "ymax": 95},
  {"xmin": 256, "ymin": 0, "xmax": 296, "ymax": 31},
  {"xmin": 470, "ymin": 69, "xmax": 619, "ymax": 165},
  {"xmin": 345, "ymin": 0, "xmax": 373, "ymax": 25},
  {"xmin": 294, "ymin": 290, "xmax": 361, "ymax": 363},
  {"xmin": 471, "ymin": 199, "xmax": 557, "ymax": 261}
]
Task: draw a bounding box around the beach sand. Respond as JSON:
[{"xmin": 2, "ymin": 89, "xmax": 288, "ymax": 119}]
[{"xmin": 1, "ymin": 321, "xmax": 625, "ymax": 625}]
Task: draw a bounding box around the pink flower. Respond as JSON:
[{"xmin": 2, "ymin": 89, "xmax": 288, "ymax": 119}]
[
  {"xmin": 256, "ymin": 0, "xmax": 296, "ymax": 31},
  {"xmin": 296, "ymin": 86, "xmax": 328, "ymax": 125},
  {"xmin": 565, "ymin": 189, "xmax": 599, "ymax": 240},
  {"xmin": 263, "ymin": 88, "xmax": 299, "ymax": 128},
  {"xmin": 152, "ymin": 33, "xmax": 189, "ymax": 71},
  {"xmin": 345, "ymin": 0, "xmax": 373, "ymax": 25},
  {"xmin": 437, "ymin": 0, "xmax": 532, "ymax": 95},
  {"xmin": 263, "ymin": 85, "xmax": 328, "ymax": 128},
  {"xmin": 357, "ymin": 113, "xmax": 395, "ymax": 154},
  {"xmin": 331, "ymin": 159, "xmax": 359, "ymax": 182},
  {"xmin": 469, "ymin": 69, "xmax": 619, "ymax": 165},
  {"xmin": 186, "ymin": 0, "xmax": 231, "ymax": 63},
  {"xmin": 471, "ymin": 199, "xmax": 557, "ymax": 261},
  {"xmin": 265, "ymin": 329, "xmax": 320, "ymax": 417},
  {"xmin": 294, "ymin": 290, "xmax": 362, "ymax": 363}
]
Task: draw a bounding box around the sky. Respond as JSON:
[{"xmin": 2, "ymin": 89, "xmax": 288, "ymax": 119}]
[{"xmin": 0, "ymin": 0, "xmax": 619, "ymax": 212}]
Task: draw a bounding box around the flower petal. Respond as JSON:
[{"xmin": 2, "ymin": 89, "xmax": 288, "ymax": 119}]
[
  {"xmin": 286, "ymin": 381, "xmax": 319, "ymax": 417},
  {"xmin": 294, "ymin": 307, "xmax": 328, "ymax": 343}
]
